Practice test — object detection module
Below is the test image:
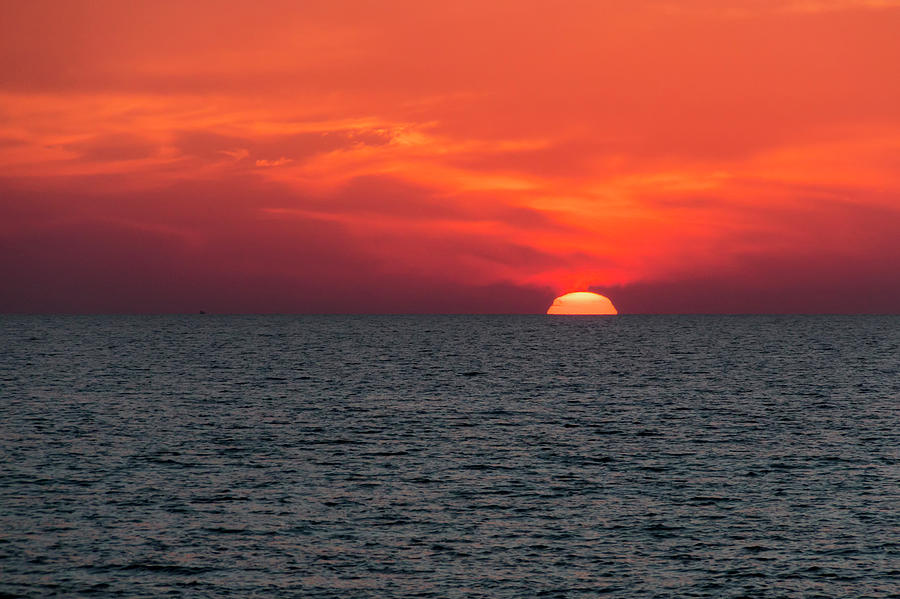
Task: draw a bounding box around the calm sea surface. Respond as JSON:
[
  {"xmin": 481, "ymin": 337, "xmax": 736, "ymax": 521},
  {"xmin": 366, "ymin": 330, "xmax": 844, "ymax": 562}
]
[{"xmin": 1, "ymin": 315, "xmax": 899, "ymax": 598}]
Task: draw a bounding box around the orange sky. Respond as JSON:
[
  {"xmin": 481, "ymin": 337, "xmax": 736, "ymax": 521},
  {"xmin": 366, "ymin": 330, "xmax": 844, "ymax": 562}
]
[{"xmin": 2, "ymin": 0, "xmax": 900, "ymax": 312}]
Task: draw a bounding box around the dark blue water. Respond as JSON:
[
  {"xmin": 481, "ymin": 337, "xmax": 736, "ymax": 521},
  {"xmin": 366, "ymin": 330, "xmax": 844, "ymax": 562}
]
[{"xmin": 1, "ymin": 315, "xmax": 899, "ymax": 598}]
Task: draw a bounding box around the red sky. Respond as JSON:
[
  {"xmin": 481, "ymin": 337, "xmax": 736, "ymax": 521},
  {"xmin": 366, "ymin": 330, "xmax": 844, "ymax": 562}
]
[{"xmin": 2, "ymin": 0, "xmax": 900, "ymax": 313}]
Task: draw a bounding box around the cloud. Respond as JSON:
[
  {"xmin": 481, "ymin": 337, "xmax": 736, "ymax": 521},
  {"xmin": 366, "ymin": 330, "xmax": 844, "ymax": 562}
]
[
  {"xmin": 783, "ymin": 0, "xmax": 900, "ymax": 13},
  {"xmin": 255, "ymin": 157, "xmax": 292, "ymax": 167},
  {"xmin": 603, "ymin": 250, "xmax": 900, "ymax": 314},
  {"xmin": 172, "ymin": 128, "xmax": 393, "ymax": 167},
  {"xmin": 0, "ymin": 175, "xmax": 563, "ymax": 312},
  {"xmin": 60, "ymin": 133, "xmax": 159, "ymax": 161}
]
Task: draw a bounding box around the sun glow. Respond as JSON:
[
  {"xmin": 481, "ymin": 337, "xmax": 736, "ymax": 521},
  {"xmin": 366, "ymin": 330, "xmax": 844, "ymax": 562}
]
[{"xmin": 547, "ymin": 292, "xmax": 618, "ymax": 315}]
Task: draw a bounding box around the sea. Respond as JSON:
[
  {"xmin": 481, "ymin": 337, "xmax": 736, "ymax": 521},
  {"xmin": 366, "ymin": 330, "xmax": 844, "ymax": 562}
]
[{"xmin": 1, "ymin": 315, "xmax": 898, "ymax": 598}]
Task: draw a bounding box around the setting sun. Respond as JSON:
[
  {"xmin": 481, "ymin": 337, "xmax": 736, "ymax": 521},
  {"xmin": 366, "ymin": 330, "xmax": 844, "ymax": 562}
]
[{"xmin": 547, "ymin": 292, "xmax": 618, "ymax": 315}]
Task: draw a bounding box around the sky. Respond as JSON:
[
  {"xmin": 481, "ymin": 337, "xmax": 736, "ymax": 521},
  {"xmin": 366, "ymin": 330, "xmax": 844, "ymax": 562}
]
[{"xmin": 2, "ymin": 0, "xmax": 900, "ymax": 313}]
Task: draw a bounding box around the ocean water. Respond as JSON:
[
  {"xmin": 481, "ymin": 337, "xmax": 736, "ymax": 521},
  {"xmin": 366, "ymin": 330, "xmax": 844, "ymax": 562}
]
[{"xmin": 1, "ymin": 315, "xmax": 899, "ymax": 598}]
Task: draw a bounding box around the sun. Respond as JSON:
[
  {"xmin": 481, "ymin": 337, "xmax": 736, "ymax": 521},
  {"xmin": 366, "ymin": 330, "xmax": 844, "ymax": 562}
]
[{"xmin": 547, "ymin": 292, "xmax": 618, "ymax": 315}]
